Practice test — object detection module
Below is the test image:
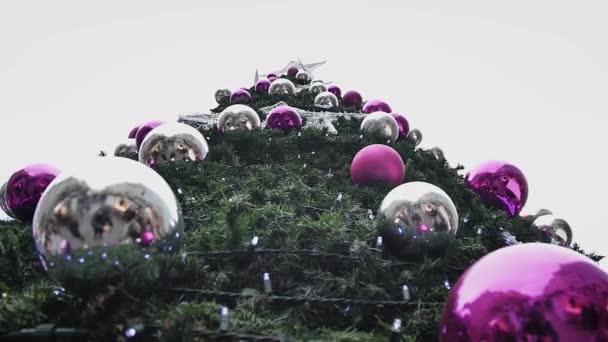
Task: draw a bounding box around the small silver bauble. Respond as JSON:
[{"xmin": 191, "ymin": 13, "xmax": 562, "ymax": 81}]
[
  {"xmin": 535, "ymin": 208, "xmax": 553, "ymax": 217},
  {"xmin": 532, "ymin": 214, "xmax": 573, "ymax": 247},
  {"xmin": 377, "ymin": 181, "xmax": 458, "ymax": 259},
  {"xmin": 360, "ymin": 112, "xmax": 399, "ymax": 143},
  {"xmin": 268, "ymin": 79, "xmax": 297, "ymax": 96},
  {"xmin": 114, "ymin": 142, "xmax": 138, "ymax": 160},
  {"xmin": 295, "ymin": 70, "xmax": 311, "ymax": 83},
  {"xmin": 406, "ymin": 128, "xmax": 423, "ymax": 146},
  {"xmin": 139, "ymin": 122, "xmax": 209, "ymax": 166},
  {"xmin": 308, "ymin": 82, "xmax": 327, "ymax": 95},
  {"xmin": 430, "ymin": 147, "xmax": 445, "ymax": 161},
  {"xmin": 215, "ymin": 89, "xmax": 232, "ymax": 105},
  {"xmin": 314, "ymin": 91, "xmax": 339, "ymax": 109},
  {"xmin": 218, "ymin": 104, "xmax": 261, "ymax": 132},
  {"xmin": 0, "ymin": 182, "xmax": 11, "ymax": 218}
]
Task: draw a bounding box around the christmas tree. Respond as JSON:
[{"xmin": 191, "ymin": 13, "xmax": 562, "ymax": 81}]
[{"xmin": 0, "ymin": 61, "xmax": 605, "ymax": 341}]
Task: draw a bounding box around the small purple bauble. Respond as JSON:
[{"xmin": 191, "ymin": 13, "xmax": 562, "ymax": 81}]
[
  {"xmin": 268, "ymin": 76, "xmax": 278, "ymax": 82},
  {"xmin": 140, "ymin": 231, "xmax": 155, "ymax": 247},
  {"xmin": 351, "ymin": 145, "xmax": 405, "ymax": 186},
  {"xmin": 362, "ymin": 99, "xmax": 392, "ymax": 114},
  {"xmin": 391, "ymin": 113, "xmax": 410, "ymax": 139},
  {"xmin": 230, "ymin": 89, "xmax": 252, "ymax": 104},
  {"xmin": 327, "ymin": 85, "xmax": 342, "ymax": 98},
  {"xmin": 135, "ymin": 120, "xmax": 165, "ymax": 149},
  {"xmin": 465, "ymin": 160, "xmax": 528, "ymax": 217},
  {"xmin": 255, "ymin": 79, "xmax": 271, "ymax": 92},
  {"xmin": 4, "ymin": 163, "xmax": 60, "ymax": 221},
  {"xmin": 287, "ymin": 66, "xmax": 299, "ymax": 77},
  {"xmin": 266, "ymin": 106, "xmax": 302, "ymax": 132},
  {"xmin": 342, "ymin": 90, "xmax": 363, "ymax": 108},
  {"xmin": 128, "ymin": 124, "xmax": 140, "ymax": 139},
  {"xmin": 440, "ymin": 243, "xmax": 608, "ymax": 341},
  {"xmin": 267, "ymin": 73, "xmax": 277, "ymax": 78}
]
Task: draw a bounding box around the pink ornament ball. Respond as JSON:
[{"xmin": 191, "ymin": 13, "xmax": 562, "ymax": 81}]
[
  {"xmin": 351, "ymin": 145, "xmax": 405, "ymax": 186},
  {"xmin": 128, "ymin": 124, "xmax": 140, "ymax": 139},
  {"xmin": 391, "ymin": 113, "xmax": 410, "ymax": 139},
  {"xmin": 135, "ymin": 120, "xmax": 165, "ymax": 149},
  {"xmin": 440, "ymin": 243, "xmax": 608, "ymax": 341},
  {"xmin": 342, "ymin": 90, "xmax": 363, "ymax": 108},
  {"xmin": 268, "ymin": 76, "xmax": 278, "ymax": 82},
  {"xmin": 139, "ymin": 231, "xmax": 155, "ymax": 247},
  {"xmin": 255, "ymin": 79, "xmax": 271, "ymax": 92},
  {"xmin": 327, "ymin": 85, "xmax": 342, "ymax": 98},
  {"xmin": 362, "ymin": 99, "xmax": 392, "ymax": 114},
  {"xmin": 266, "ymin": 106, "xmax": 302, "ymax": 132},
  {"xmin": 230, "ymin": 89, "xmax": 252, "ymax": 104},
  {"xmin": 4, "ymin": 163, "xmax": 60, "ymax": 221},
  {"xmin": 287, "ymin": 66, "xmax": 299, "ymax": 77}
]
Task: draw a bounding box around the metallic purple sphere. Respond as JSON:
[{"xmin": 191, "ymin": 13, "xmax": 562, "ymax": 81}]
[
  {"xmin": 4, "ymin": 163, "xmax": 60, "ymax": 221},
  {"xmin": 128, "ymin": 124, "xmax": 140, "ymax": 139},
  {"xmin": 287, "ymin": 66, "xmax": 299, "ymax": 77},
  {"xmin": 255, "ymin": 79, "xmax": 271, "ymax": 92},
  {"xmin": 230, "ymin": 89, "xmax": 252, "ymax": 104},
  {"xmin": 342, "ymin": 90, "xmax": 363, "ymax": 108},
  {"xmin": 267, "ymin": 73, "xmax": 277, "ymax": 78},
  {"xmin": 351, "ymin": 145, "xmax": 405, "ymax": 186},
  {"xmin": 139, "ymin": 231, "xmax": 155, "ymax": 247},
  {"xmin": 465, "ymin": 161, "xmax": 528, "ymax": 217},
  {"xmin": 440, "ymin": 243, "xmax": 608, "ymax": 341},
  {"xmin": 391, "ymin": 113, "xmax": 410, "ymax": 139},
  {"xmin": 135, "ymin": 120, "xmax": 165, "ymax": 149},
  {"xmin": 327, "ymin": 85, "xmax": 342, "ymax": 98},
  {"xmin": 266, "ymin": 106, "xmax": 302, "ymax": 132},
  {"xmin": 362, "ymin": 99, "xmax": 392, "ymax": 114},
  {"xmin": 268, "ymin": 76, "xmax": 278, "ymax": 82}
]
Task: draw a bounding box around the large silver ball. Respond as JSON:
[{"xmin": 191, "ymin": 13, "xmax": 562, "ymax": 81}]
[
  {"xmin": 268, "ymin": 79, "xmax": 296, "ymax": 96},
  {"xmin": 360, "ymin": 112, "xmax": 399, "ymax": 143},
  {"xmin": 32, "ymin": 157, "xmax": 182, "ymax": 288},
  {"xmin": 406, "ymin": 128, "xmax": 423, "ymax": 146},
  {"xmin": 532, "ymin": 214, "xmax": 573, "ymax": 247},
  {"xmin": 295, "ymin": 70, "xmax": 311, "ymax": 83},
  {"xmin": 314, "ymin": 91, "xmax": 339, "ymax": 109},
  {"xmin": 215, "ymin": 89, "xmax": 232, "ymax": 105},
  {"xmin": 377, "ymin": 181, "xmax": 458, "ymax": 260},
  {"xmin": 308, "ymin": 82, "xmax": 327, "ymax": 95},
  {"xmin": 139, "ymin": 122, "xmax": 209, "ymax": 166},
  {"xmin": 217, "ymin": 104, "xmax": 261, "ymax": 132},
  {"xmin": 114, "ymin": 142, "xmax": 138, "ymax": 160}
]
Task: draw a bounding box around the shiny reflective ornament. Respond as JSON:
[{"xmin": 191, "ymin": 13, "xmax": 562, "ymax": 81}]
[
  {"xmin": 465, "ymin": 161, "xmax": 528, "ymax": 217},
  {"xmin": 4, "ymin": 164, "xmax": 60, "ymax": 222},
  {"xmin": 351, "ymin": 144, "xmax": 405, "ymax": 186},
  {"xmin": 342, "ymin": 90, "xmax": 363, "ymax": 108},
  {"xmin": 287, "ymin": 66, "xmax": 299, "ymax": 77},
  {"xmin": 139, "ymin": 122, "xmax": 209, "ymax": 166},
  {"xmin": 327, "ymin": 84, "xmax": 342, "ymax": 98},
  {"xmin": 217, "ymin": 104, "xmax": 261, "ymax": 132},
  {"xmin": 128, "ymin": 125, "xmax": 140, "ymax": 139},
  {"xmin": 230, "ymin": 89, "xmax": 252, "ymax": 104},
  {"xmin": 32, "ymin": 157, "xmax": 183, "ymax": 289},
  {"xmin": 532, "ymin": 214, "xmax": 573, "ymax": 247},
  {"xmin": 266, "ymin": 106, "xmax": 302, "ymax": 132},
  {"xmin": 114, "ymin": 143, "xmax": 138, "ymax": 160},
  {"xmin": 536, "ymin": 208, "xmax": 553, "ymax": 217},
  {"xmin": 215, "ymin": 89, "xmax": 232, "ymax": 105},
  {"xmin": 135, "ymin": 120, "xmax": 165, "ymax": 149},
  {"xmin": 440, "ymin": 243, "xmax": 608, "ymax": 341},
  {"xmin": 267, "ymin": 73, "xmax": 277, "ymax": 79},
  {"xmin": 268, "ymin": 79, "xmax": 296, "ymax": 96},
  {"xmin": 362, "ymin": 99, "xmax": 392, "ymax": 114},
  {"xmin": 430, "ymin": 147, "xmax": 445, "ymax": 161},
  {"xmin": 295, "ymin": 70, "xmax": 311, "ymax": 83},
  {"xmin": 406, "ymin": 128, "xmax": 423, "ymax": 146},
  {"xmin": 255, "ymin": 78, "xmax": 271, "ymax": 92},
  {"xmin": 377, "ymin": 181, "xmax": 458, "ymax": 260},
  {"xmin": 360, "ymin": 112, "xmax": 399, "ymax": 143},
  {"xmin": 308, "ymin": 82, "xmax": 327, "ymax": 95},
  {"xmin": 314, "ymin": 91, "xmax": 339, "ymax": 109},
  {"xmin": 0, "ymin": 182, "xmax": 10, "ymax": 217},
  {"xmin": 391, "ymin": 113, "xmax": 410, "ymax": 139}
]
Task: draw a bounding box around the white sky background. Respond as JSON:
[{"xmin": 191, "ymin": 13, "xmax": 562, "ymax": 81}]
[{"xmin": 1, "ymin": 1, "xmax": 607, "ymax": 260}]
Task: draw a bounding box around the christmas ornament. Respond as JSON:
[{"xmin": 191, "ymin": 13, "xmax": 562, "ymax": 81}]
[
  {"xmin": 230, "ymin": 89, "xmax": 252, "ymax": 104},
  {"xmin": 128, "ymin": 125, "xmax": 140, "ymax": 139},
  {"xmin": 268, "ymin": 76, "xmax": 278, "ymax": 82},
  {"xmin": 268, "ymin": 79, "xmax": 296, "ymax": 96},
  {"xmin": 114, "ymin": 143, "xmax": 138, "ymax": 160},
  {"xmin": 342, "ymin": 90, "xmax": 363, "ymax": 108},
  {"xmin": 32, "ymin": 157, "xmax": 183, "ymax": 289},
  {"xmin": 532, "ymin": 213, "xmax": 572, "ymax": 246},
  {"xmin": 327, "ymin": 85, "xmax": 341, "ymax": 98},
  {"xmin": 377, "ymin": 181, "xmax": 458, "ymax": 260},
  {"xmin": 308, "ymin": 82, "xmax": 327, "ymax": 95},
  {"xmin": 314, "ymin": 91, "xmax": 339, "ymax": 109},
  {"xmin": 360, "ymin": 112, "xmax": 399, "ymax": 143},
  {"xmin": 215, "ymin": 89, "xmax": 232, "ymax": 105},
  {"xmin": 4, "ymin": 164, "xmax": 60, "ymax": 222},
  {"xmin": 0, "ymin": 182, "xmax": 10, "ymax": 217},
  {"xmin": 135, "ymin": 120, "xmax": 165, "ymax": 149},
  {"xmin": 287, "ymin": 66, "xmax": 299, "ymax": 77},
  {"xmin": 255, "ymin": 78, "xmax": 271, "ymax": 92},
  {"xmin": 406, "ymin": 128, "xmax": 422, "ymax": 146},
  {"xmin": 295, "ymin": 70, "xmax": 311, "ymax": 83},
  {"xmin": 362, "ymin": 99, "xmax": 392, "ymax": 114},
  {"xmin": 430, "ymin": 147, "xmax": 445, "ymax": 161},
  {"xmin": 440, "ymin": 243, "xmax": 608, "ymax": 341},
  {"xmin": 218, "ymin": 104, "xmax": 261, "ymax": 132},
  {"xmin": 139, "ymin": 122, "xmax": 209, "ymax": 166},
  {"xmin": 267, "ymin": 73, "xmax": 277, "ymax": 79},
  {"xmin": 465, "ymin": 161, "xmax": 528, "ymax": 217},
  {"xmin": 266, "ymin": 106, "xmax": 302, "ymax": 132},
  {"xmin": 351, "ymin": 145, "xmax": 405, "ymax": 186},
  {"xmin": 391, "ymin": 113, "xmax": 409, "ymax": 139}
]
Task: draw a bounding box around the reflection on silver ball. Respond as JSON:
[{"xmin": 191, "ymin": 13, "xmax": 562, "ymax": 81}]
[
  {"xmin": 139, "ymin": 122, "xmax": 209, "ymax": 166},
  {"xmin": 268, "ymin": 79, "xmax": 296, "ymax": 96},
  {"xmin": 218, "ymin": 104, "xmax": 261, "ymax": 132},
  {"xmin": 406, "ymin": 128, "xmax": 423, "ymax": 146},
  {"xmin": 308, "ymin": 82, "xmax": 327, "ymax": 95},
  {"xmin": 215, "ymin": 89, "xmax": 231, "ymax": 105},
  {"xmin": 430, "ymin": 147, "xmax": 445, "ymax": 161},
  {"xmin": 295, "ymin": 70, "xmax": 311, "ymax": 83},
  {"xmin": 114, "ymin": 143, "xmax": 138, "ymax": 160},
  {"xmin": 377, "ymin": 181, "xmax": 458, "ymax": 259},
  {"xmin": 32, "ymin": 157, "xmax": 182, "ymax": 288},
  {"xmin": 532, "ymin": 214, "xmax": 573, "ymax": 247},
  {"xmin": 314, "ymin": 91, "xmax": 339, "ymax": 109},
  {"xmin": 360, "ymin": 112, "xmax": 399, "ymax": 143}
]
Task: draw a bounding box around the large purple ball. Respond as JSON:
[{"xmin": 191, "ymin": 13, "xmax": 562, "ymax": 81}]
[
  {"xmin": 362, "ymin": 99, "xmax": 392, "ymax": 114},
  {"xmin": 351, "ymin": 145, "xmax": 405, "ymax": 186},
  {"xmin": 342, "ymin": 90, "xmax": 363, "ymax": 108},
  {"xmin": 327, "ymin": 85, "xmax": 342, "ymax": 98},
  {"xmin": 255, "ymin": 79, "xmax": 271, "ymax": 92},
  {"xmin": 128, "ymin": 124, "xmax": 140, "ymax": 139},
  {"xmin": 391, "ymin": 113, "xmax": 410, "ymax": 139},
  {"xmin": 230, "ymin": 89, "xmax": 252, "ymax": 104},
  {"xmin": 440, "ymin": 243, "xmax": 608, "ymax": 341},
  {"xmin": 465, "ymin": 161, "xmax": 528, "ymax": 217},
  {"xmin": 287, "ymin": 66, "xmax": 299, "ymax": 77},
  {"xmin": 4, "ymin": 163, "xmax": 60, "ymax": 221},
  {"xmin": 266, "ymin": 106, "xmax": 302, "ymax": 132},
  {"xmin": 135, "ymin": 120, "xmax": 165, "ymax": 149}
]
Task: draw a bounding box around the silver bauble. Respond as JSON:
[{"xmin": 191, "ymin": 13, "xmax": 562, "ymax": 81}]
[
  {"xmin": 360, "ymin": 112, "xmax": 399, "ymax": 143},
  {"xmin": 268, "ymin": 79, "xmax": 296, "ymax": 96},
  {"xmin": 32, "ymin": 157, "xmax": 182, "ymax": 289},
  {"xmin": 377, "ymin": 181, "xmax": 458, "ymax": 259},
  {"xmin": 215, "ymin": 89, "xmax": 232, "ymax": 105},
  {"xmin": 0, "ymin": 182, "xmax": 12, "ymax": 218},
  {"xmin": 314, "ymin": 91, "xmax": 339, "ymax": 109},
  {"xmin": 308, "ymin": 82, "xmax": 327, "ymax": 95},
  {"xmin": 217, "ymin": 104, "xmax": 261, "ymax": 132},
  {"xmin": 295, "ymin": 70, "xmax": 311, "ymax": 83},
  {"xmin": 532, "ymin": 214, "xmax": 573, "ymax": 247},
  {"xmin": 535, "ymin": 208, "xmax": 553, "ymax": 217},
  {"xmin": 430, "ymin": 147, "xmax": 445, "ymax": 161},
  {"xmin": 139, "ymin": 122, "xmax": 209, "ymax": 166},
  {"xmin": 406, "ymin": 128, "xmax": 423, "ymax": 146},
  {"xmin": 114, "ymin": 142, "xmax": 138, "ymax": 160}
]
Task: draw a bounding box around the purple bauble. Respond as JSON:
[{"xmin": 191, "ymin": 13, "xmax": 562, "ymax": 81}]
[
  {"xmin": 342, "ymin": 90, "xmax": 363, "ymax": 108},
  {"xmin": 140, "ymin": 231, "xmax": 155, "ymax": 247},
  {"xmin": 465, "ymin": 161, "xmax": 528, "ymax": 217},
  {"xmin": 230, "ymin": 89, "xmax": 252, "ymax": 104},
  {"xmin": 4, "ymin": 163, "xmax": 60, "ymax": 221},
  {"xmin": 362, "ymin": 99, "xmax": 392, "ymax": 114},
  {"xmin": 266, "ymin": 106, "xmax": 302, "ymax": 132},
  {"xmin": 128, "ymin": 124, "xmax": 140, "ymax": 139},
  {"xmin": 440, "ymin": 243, "xmax": 608, "ymax": 341},
  {"xmin": 268, "ymin": 76, "xmax": 278, "ymax": 82},
  {"xmin": 255, "ymin": 79, "xmax": 271, "ymax": 92},
  {"xmin": 351, "ymin": 145, "xmax": 405, "ymax": 186},
  {"xmin": 391, "ymin": 113, "xmax": 410, "ymax": 139},
  {"xmin": 287, "ymin": 66, "xmax": 299, "ymax": 77},
  {"xmin": 135, "ymin": 120, "xmax": 165, "ymax": 149},
  {"xmin": 327, "ymin": 85, "xmax": 342, "ymax": 98}
]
